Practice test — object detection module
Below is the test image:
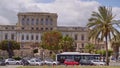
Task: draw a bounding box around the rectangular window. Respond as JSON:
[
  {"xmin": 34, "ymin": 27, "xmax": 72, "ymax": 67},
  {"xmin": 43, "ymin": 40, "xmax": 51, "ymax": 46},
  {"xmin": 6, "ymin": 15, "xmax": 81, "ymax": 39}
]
[
  {"xmin": 22, "ymin": 35, "xmax": 24, "ymax": 40},
  {"xmin": 36, "ymin": 35, "xmax": 38, "ymax": 40},
  {"xmin": 11, "ymin": 34, "xmax": 14, "ymax": 40},
  {"xmin": 26, "ymin": 35, "xmax": 29, "ymax": 40},
  {"xmin": 81, "ymin": 34, "xmax": 84, "ymax": 40},
  {"xmin": 31, "ymin": 35, "xmax": 34, "ymax": 40},
  {"xmin": 75, "ymin": 34, "xmax": 78, "ymax": 40},
  {"xmin": 82, "ymin": 43, "xmax": 84, "ymax": 48},
  {"xmin": 5, "ymin": 33, "xmax": 8, "ymax": 40}
]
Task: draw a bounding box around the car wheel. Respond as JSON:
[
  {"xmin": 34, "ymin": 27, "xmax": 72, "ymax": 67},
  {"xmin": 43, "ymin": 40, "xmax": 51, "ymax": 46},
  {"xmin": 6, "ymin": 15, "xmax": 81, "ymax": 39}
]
[
  {"xmin": 16, "ymin": 62, "xmax": 19, "ymax": 65},
  {"xmin": 6, "ymin": 62, "xmax": 9, "ymax": 65},
  {"xmin": 36, "ymin": 64, "xmax": 39, "ymax": 66},
  {"xmin": 53, "ymin": 63, "xmax": 56, "ymax": 65}
]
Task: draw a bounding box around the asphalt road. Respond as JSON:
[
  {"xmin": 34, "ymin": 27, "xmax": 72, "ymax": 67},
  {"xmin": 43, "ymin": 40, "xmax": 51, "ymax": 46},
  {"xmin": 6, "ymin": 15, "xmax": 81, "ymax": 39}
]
[
  {"xmin": 0, "ymin": 62, "xmax": 120, "ymax": 68},
  {"xmin": 0, "ymin": 65, "xmax": 22, "ymax": 68},
  {"xmin": 109, "ymin": 62, "xmax": 120, "ymax": 66}
]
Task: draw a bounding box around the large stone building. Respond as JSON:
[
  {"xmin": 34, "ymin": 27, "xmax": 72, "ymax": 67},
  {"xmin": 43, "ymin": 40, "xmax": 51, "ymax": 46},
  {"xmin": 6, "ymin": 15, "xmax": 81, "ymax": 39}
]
[{"xmin": 0, "ymin": 12, "xmax": 90, "ymax": 57}]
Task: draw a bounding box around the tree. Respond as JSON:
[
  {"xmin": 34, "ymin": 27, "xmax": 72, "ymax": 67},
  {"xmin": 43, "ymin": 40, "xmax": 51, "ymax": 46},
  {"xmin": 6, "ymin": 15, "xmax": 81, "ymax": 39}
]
[
  {"xmin": 111, "ymin": 35, "xmax": 120, "ymax": 60},
  {"xmin": 59, "ymin": 36, "xmax": 74, "ymax": 52},
  {"xmin": 85, "ymin": 43, "xmax": 95, "ymax": 53},
  {"xmin": 96, "ymin": 50, "xmax": 113, "ymax": 57},
  {"xmin": 40, "ymin": 30, "xmax": 62, "ymax": 53},
  {"xmin": 87, "ymin": 6, "xmax": 120, "ymax": 65},
  {"xmin": 0, "ymin": 40, "xmax": 20, "ymax": 58}
]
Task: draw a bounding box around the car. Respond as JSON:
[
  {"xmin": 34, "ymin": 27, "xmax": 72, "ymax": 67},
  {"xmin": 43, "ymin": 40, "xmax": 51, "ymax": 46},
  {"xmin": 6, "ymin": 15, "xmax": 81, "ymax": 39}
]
[
  {"xmin": 28, "ymin": 58, "xmax": 44, "ymax": 66},
  {"xmin": 91, "ymin": 60, "xmax": 106, "ymax": 66},
  {"xmin": 44, "ymin": 58, "xmax": 59, "ymax": 65},
  {"xmin": 5, "ymin": 58, "xmax": 21, "ymax": 65},
  {"xmin": 79, "ymin": 59, "xmax": 94, "ymax": 65},
  {"xmin": 64, "ymin": 59, "xmax": 79, "ymax": 65},
  {"xmin": 21, "ymin": 58, "xmax": 30, "ymax": 66},
  {"xmin": 0, "ymin": 59, "xmax": 6, "ymax": 66}
]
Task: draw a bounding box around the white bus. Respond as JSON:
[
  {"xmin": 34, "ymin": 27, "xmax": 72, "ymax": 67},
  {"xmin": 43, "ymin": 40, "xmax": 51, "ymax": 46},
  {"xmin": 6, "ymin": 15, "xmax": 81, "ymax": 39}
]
[{"xmin": 56, "ymin": 52, "xmax": 100, "ymax": 64}]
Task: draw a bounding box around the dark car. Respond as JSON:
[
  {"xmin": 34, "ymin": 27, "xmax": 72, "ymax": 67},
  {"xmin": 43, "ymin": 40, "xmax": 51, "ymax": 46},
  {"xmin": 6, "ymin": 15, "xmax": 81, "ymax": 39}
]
[
  {"xmin": 79, "ymin": 59, "xmax": 94, "ymax": 65},
  {"xmin": 21, "ymin": 58, "xmax": 30, "ymax": 66},
  {"xmin": 0, "ymin": 59, "xmax": 6, "ymax": 66},
  {"xmin": 64, "ymin": 59, "xmax": 79, "ymax": 65}
]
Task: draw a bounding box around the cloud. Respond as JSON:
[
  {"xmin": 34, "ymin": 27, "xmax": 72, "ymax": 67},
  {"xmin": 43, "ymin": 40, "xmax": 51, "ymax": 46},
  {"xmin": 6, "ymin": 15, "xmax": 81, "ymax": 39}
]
[
  {"xmin": 0, "ymin": 16, "xmax": 10, "ymax": 25},
  {"xmin": 0, "ymin": 0, "xmax": 120, "ymax": 26}
]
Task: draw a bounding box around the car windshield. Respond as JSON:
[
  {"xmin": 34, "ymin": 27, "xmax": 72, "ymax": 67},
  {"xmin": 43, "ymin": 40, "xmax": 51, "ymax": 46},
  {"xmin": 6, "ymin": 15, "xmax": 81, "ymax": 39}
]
[
  {"xmin": 45, "ymin": 59, "xmax": 53, "ymax": 62},
  {"xmin": 93, "ymin": 60, "xmax": 100, "ymax": 62},
  {"xmin": 36, "ymin": 59, "xmax": 41, "ymax": 62}
]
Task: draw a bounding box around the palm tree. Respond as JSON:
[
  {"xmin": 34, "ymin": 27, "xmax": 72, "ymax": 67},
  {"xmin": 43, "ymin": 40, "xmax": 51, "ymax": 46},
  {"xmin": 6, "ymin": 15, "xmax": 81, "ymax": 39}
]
[
  {"xmin": 87, "ymin": 6, "xmax": 120, "ymax": 65},
  {"xmin": 111, "ymin": 35, "xmax": 120, "ymax": 60},
  {"xmin": 85, "ymin": 43, "xmax": 95, "ymax": 53}
]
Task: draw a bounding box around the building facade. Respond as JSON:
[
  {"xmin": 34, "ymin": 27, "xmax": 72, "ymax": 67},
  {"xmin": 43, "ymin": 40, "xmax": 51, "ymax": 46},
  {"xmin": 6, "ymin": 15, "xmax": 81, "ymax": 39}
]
[{"xmin": 0, "ymin": 12, "xmax": 89, "ymax": 57}]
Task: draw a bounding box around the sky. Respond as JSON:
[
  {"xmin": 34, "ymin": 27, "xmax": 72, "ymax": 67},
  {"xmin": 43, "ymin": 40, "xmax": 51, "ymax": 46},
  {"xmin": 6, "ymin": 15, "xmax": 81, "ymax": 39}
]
[{"xmin": 0, "ymin": 0, "xmax": 120, "ymax": 26}]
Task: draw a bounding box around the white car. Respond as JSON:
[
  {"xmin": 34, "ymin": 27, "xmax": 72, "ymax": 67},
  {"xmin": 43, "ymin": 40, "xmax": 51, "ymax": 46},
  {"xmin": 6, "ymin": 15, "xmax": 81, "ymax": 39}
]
[
  {"xmin": 5, "ymin": 58, "xmax": 21, "ymax": 65},
  {"xmin": 44, "ymin": 59, "xmax": 59, "ymax": 65},
  {"xmin": 28, "ymin": 58, "xmax": 44, "ymax": 66},
  {"xmin": 91, "ymin": 60, "xmax": 106, "ymax": 66}
]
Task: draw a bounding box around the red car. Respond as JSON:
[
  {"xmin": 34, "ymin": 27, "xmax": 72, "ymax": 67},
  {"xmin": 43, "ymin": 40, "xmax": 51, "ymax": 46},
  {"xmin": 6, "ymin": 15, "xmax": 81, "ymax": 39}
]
[{"xmin": 64, "ymin": 59, "xmax": 79, "ymax": 65}]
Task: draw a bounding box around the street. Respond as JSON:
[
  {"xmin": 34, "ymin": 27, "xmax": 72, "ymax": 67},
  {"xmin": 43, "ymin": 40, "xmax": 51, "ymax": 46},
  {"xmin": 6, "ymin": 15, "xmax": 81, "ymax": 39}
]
[
  {"xmin": 0, "ymin": 65, "xmax": 22, "ymax": 68},
  {"xmin": 0, "ymin": 62, "xmax": 120, "ymax": 68}
]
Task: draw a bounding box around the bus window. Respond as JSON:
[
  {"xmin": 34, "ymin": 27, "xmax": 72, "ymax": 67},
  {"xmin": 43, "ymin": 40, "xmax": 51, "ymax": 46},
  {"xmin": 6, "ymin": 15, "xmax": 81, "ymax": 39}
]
[
  {"xmin": 66, "ymin": 55, "xmax": 74, "ymax": 59},
  {"xmin": 74, "ymin": 55, "xmax": 81, "ymax": 62},
  {"xmin": 59, "ymin": 55, "xmax": 66, "ymax": 63}
]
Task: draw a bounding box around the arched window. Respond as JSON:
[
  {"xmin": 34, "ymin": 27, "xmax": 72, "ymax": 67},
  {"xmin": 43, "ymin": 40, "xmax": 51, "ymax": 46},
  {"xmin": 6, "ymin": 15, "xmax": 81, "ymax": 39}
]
[
  {"xmin": 31, "ymin": 18, "xmax": 34, "ymax": 25},
  {"xmin": 26, "ymin": 18, "xmax": 29, "ymax": 25},
  {"xmin": 50, "ymin": 18, "xmax": 53, "ymax": 25},
  {"xmin": 41, "ymin": 18, "xmax": 44, "ymax": 25},
  {"xmin": 22, "ymin": 18, "xmax": 24, "ymax": 25},
  {"xmin": 36, "ymin": 19, "xmax": 39, "ymax": 25},
  {"xmin": 46, "ymin": 18, "xmax": 48, "ymax": 25}
]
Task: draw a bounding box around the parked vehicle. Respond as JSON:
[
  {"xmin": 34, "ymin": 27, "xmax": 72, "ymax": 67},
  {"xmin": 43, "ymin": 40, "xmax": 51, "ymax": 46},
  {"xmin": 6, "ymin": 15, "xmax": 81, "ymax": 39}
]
[
  {"xmin": 91, "ymin": 60, "xmax": 106, "ymax": 65},
  {"xmin": 44, "ymin": 58, "xmax": 59, "ymax": 65},
  {"xmin": 0, "ymin": 59, "xmax": 6, "ymax": 66},
  {"xmin": 64, "ymin": 59, "xmax": 79, "ymax": 65},
  {"xmin": 28, "ymin": 58, "xmax": 44, "ymax": 66},
  {"xmin": 79, "ymin": 59, "xmax": 94, "ymax": 65},
  {"xmin": 5, "ymin": 58, "xmax": 21, "ymax": 65},
  {"xmin": 21, "ymin": 58, "xmax": 30, "ymax": 66}
]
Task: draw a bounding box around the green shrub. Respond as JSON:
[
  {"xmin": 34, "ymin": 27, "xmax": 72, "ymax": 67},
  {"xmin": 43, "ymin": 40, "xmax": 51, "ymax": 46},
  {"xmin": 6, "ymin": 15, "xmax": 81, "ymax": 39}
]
[{"xmin": 0, "ymin": 56, "xmax": 3, "ymax": 59}]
